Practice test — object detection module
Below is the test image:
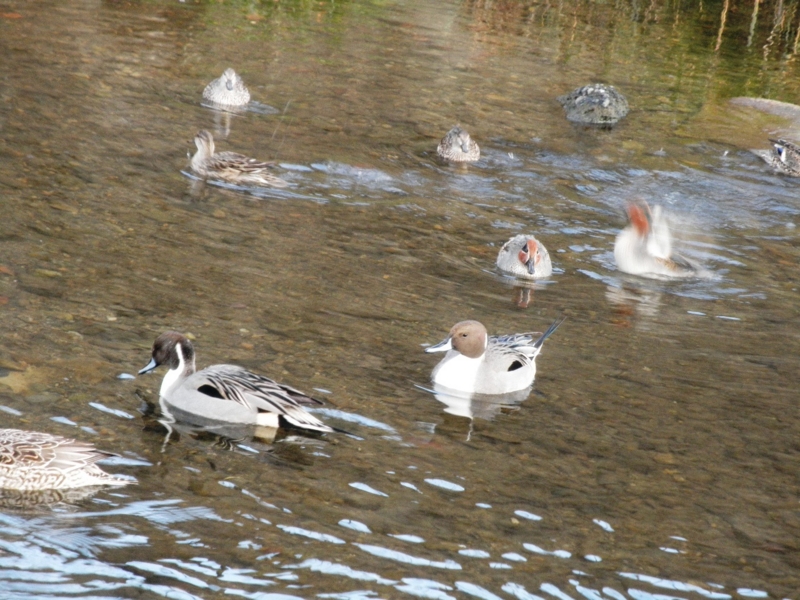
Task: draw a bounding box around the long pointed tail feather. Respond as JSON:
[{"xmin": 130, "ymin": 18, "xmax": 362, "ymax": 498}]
[{"xmin": 533, "ymin": 317, "xmax": 565, "ymax": 350}]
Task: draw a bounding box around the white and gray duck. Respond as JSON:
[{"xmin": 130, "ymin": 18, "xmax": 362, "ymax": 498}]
[
  {"xmin": 139, "ymin": 332, "xmax": 335, "ymax": 434},
  {"xmin": 425, "ymin": 318, "xmax": 564, "ymax": 396}
]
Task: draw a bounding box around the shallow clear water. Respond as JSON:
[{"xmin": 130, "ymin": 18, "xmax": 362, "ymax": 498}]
[{"xmin": 0, "ymin": 0, "xmax": 799, "ymax": 598}]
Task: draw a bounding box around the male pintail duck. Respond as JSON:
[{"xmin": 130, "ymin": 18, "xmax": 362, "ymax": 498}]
[
  {"xmin": 425, "ymin": 318, "xmax": 563, "ymax": 395},
  {"xmin": 139, "ymin": 332, "xmax": 334, "ymax": 433},
  {"xmin": 496, "ymin": 234, "xmax": 553, "ymax": 279},
  {"xmin": 758, "ymin": 138, "xmax": 800, "ymax": 176},
  {"xmin": 614, "ymin": 201, "xmax": 700, "ymax": 278},
  {"xmin": 202, "ymin": 68, "xmax": 251, "ymax": 107},
  {"xmin": 437, "ymin": 126, "xmax": 480, "ymax": 163},
  {"xmin": 190, "ymin": 130, "xmax": 289, "ymax": 188},
  {"xmin": 558, "ymin": 84, "xmax": 629, "ymax": 125},
  {"xmin": 0, "ymin": 429, "xmax": 132, "ymax": 490}
]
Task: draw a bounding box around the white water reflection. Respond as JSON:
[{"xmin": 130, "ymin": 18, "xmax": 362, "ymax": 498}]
[
  {"xmin": 354, "ymin": 544, "xmax": 461, "ymax": 570},
  {"xmin": 619, "ymin": 574, "xmax": 733, "ymax": 599},
  {"xmin": 522, "ymin": 543, "xmax": 572, "ymax": 559},
  {"xmin": 389, "ymin": 534, "xmax": 425, "ymax": 543},
  {"xmin": 348, "ymin": 483, "xmax": 388, "ymax": 497},
  {"xmin": 423, "ymin": 478, "xmax": 464, "ymax": 492},
  {"xmin": 286, "ymin": 558, "xmax": 396, "ymax": 585},
  {"xmin": 0, "ymin": 490, "xmax": 782, "ymax": 600},
  {"xmin": 514, "ymin": 510, "xmax": 542, "ymax": 521},
  {"xmin": 593, "ymin": 519, "xmax": 614, "ymax": 532},
  {"xmin": 339, "ymin": 519, "xmax": 371, "ymax": 534},
  {"xmin": 276, "ymin": 525, "xmax": 346, "ymax": 544}
]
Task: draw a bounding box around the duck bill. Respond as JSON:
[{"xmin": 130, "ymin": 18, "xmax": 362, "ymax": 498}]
[
  {"xmin": 520, "ymin": 240, "xmax": 539, "ymax": 275},
  {"xmin": 138, "ymin": 358, "xmax": 158, "ymax": 375},
  {"xmin": 425, "ymin": 337, "xmax": 453, "ymax": 353}
]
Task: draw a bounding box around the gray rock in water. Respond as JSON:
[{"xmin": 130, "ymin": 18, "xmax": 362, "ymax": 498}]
[
  {"xmin": 730, "ymin": 97, "xmax": 800, "ymax": 121},
  {"xmin": 558, "ymin": 83, "xmax": 629, "ymax": 126}
]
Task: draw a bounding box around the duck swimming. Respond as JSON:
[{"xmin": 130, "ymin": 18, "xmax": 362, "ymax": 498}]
[
  {"xmin": 558, "ymin": 83, "xmax": 629, "ymax": 126},
  {"xmin": 139, "ymin": 332, "xmax": 334, "ymax": 433},
  {"xmin": 614, "ymin": 201, "xmax": 700, "ymax": 278},
  {"xmin": 0, "ymin": 429, "xmax": 132, "ymax": 490},
  {"xmin": 437, "ymin": 126, "xmax": 480, "ymax": 163},
  {"xmin": 190, "ymin": 130, "xmax": 288, "ymax": 188},
  {"xmin": 425, "ymin": 318, "xmax": 563, "ymax": 395},
  {"xmin": 757, "ymin": 138, "xmax": 800, "ymax": 177},
  {"xmin": 202, "ymin": 68, "xmax": 251, "ymax": 107},
  {"xmin": 496, "ymin": 234, "xmax": 553, "ymax": 280}
]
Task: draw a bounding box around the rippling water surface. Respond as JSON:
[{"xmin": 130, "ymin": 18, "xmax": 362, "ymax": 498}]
[{"xmin": 0, "ymin": 0, "xmax": 799, "ymax": 598}]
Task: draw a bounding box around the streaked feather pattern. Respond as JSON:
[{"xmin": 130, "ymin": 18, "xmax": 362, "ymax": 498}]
[
  {"xmin": 190, "ymin": 130, "xmax": 288, "ymax": 188},
  {"xmin": 140, "ymin": 332, "xmax": 334, "ymax": 434},
  {"xmin": 0, "ymin": 429, "xmax": 132, "ymax": 490},
  {"xmin": 199, "ymin": 365, "xmax": 330, "ymax": 431}
]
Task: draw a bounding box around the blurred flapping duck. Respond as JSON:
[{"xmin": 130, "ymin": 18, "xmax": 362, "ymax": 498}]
[{"xmin": 614, "ymin": 200, "xmax": 702, "ymax": 279}]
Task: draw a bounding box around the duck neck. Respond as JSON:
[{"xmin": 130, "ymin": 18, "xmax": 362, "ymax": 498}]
[
  {"xmin": 191, "ymin": 139, "xmax": 213, "ymax": 170},
  {"xmin": 160, "ymin": 343, "xmax": 196, "ymax": 398},
  {"xmin": 191, "ymin": 147, "xmax": 209, "ymax": 171}
]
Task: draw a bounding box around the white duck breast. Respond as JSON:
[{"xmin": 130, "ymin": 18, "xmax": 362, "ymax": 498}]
[
  {"xmin": 426, "ymin": 318, "xmax": 563, "ymax": 395},
  {"xmin": 202, "ymin": 68, "xmax": 251, "ymax": 107},
  {"xmin": 496, "ymin": 234, "xmax": 553, "ymax": 279},
  {"xmin": 140, "ymin": 332, "xmax": 333, "ymax": 433}
]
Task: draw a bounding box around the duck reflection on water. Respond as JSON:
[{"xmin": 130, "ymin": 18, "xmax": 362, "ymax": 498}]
[
  {"xmin": 428, "ymin": 383, "xmax": 532, "ymax": 421},
  {"xmin": 605, "ymin": 283, "xmax": 664, "ymax": 327},
  {"xmin": 0, "ymin": 486, "xmax": 117, "ymax": 509}
]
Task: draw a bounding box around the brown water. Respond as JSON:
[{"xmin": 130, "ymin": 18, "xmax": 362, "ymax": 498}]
[{"xmin": 1, "ymin": 0, "xmax": 799, "ymax": 598}]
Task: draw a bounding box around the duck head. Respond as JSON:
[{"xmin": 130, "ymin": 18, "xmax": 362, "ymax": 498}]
[{"xmin": 426, "ymin": 321, "xmax": 488, "ymax": 359}]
